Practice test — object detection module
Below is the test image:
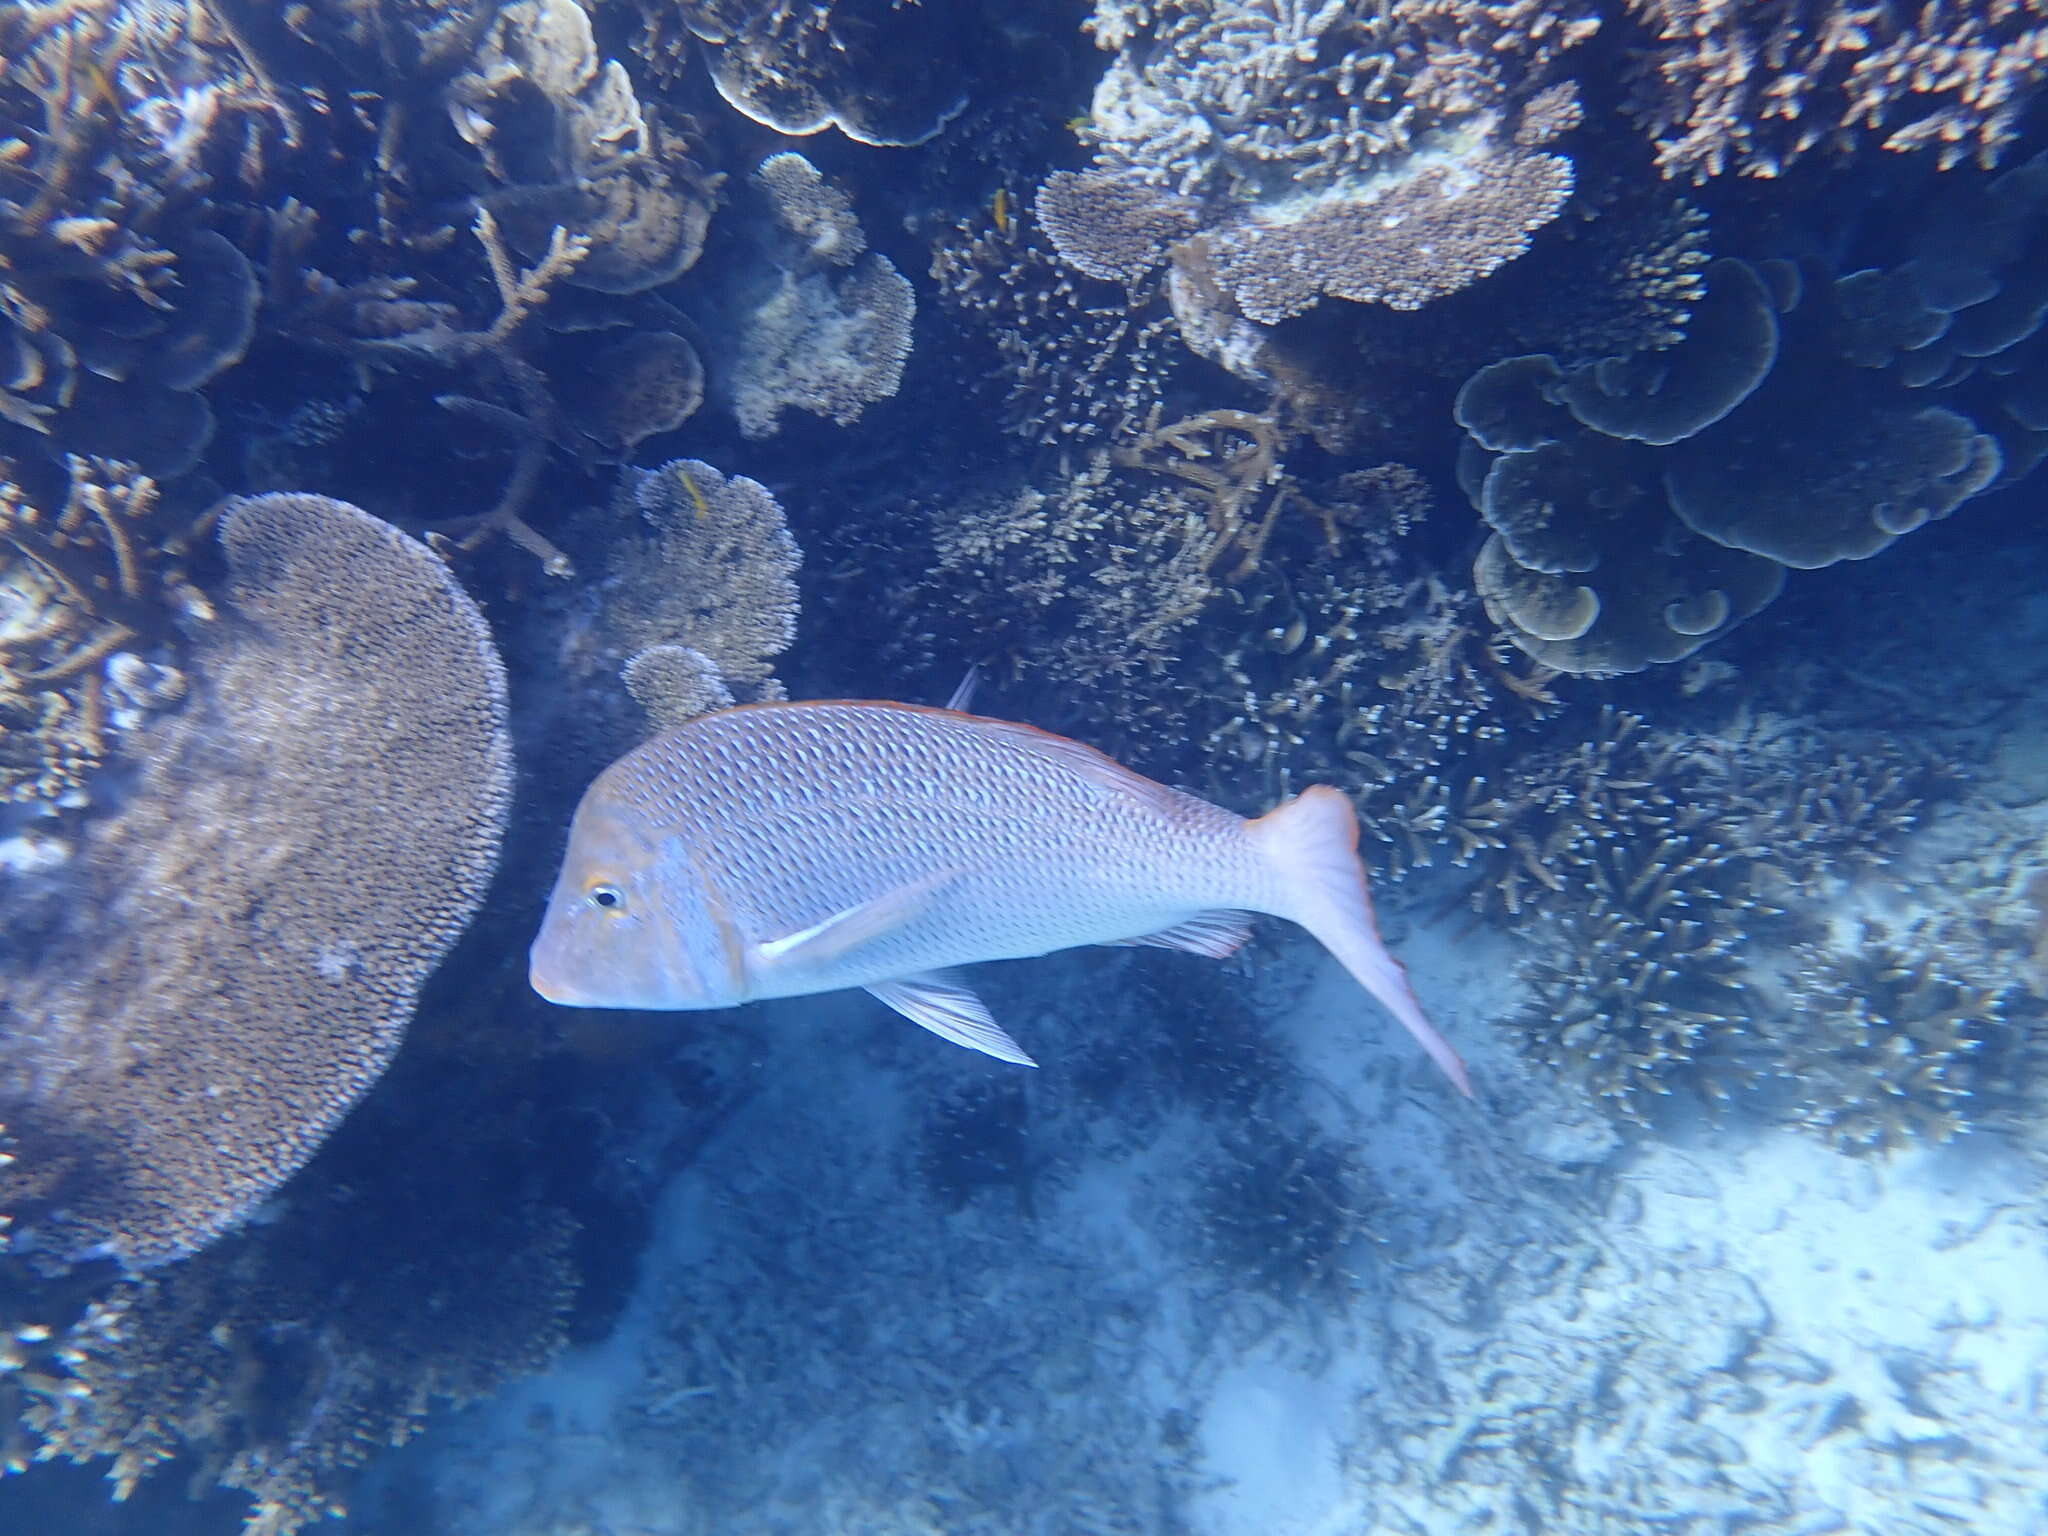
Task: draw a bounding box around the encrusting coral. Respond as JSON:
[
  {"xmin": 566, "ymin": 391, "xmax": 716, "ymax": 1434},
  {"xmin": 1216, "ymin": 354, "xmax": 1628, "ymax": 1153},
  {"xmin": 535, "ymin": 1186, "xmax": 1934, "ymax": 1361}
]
[{"xmin": 0, "ymin": 491, "xmax": 512, "ymax": 1266}]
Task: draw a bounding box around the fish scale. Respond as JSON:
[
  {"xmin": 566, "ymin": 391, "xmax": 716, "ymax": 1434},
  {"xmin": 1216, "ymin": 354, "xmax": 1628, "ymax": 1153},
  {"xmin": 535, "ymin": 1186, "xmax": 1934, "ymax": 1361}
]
[{"xmin": 531, "ymin": 700, "xmax": 1470, "ymax": 1093}]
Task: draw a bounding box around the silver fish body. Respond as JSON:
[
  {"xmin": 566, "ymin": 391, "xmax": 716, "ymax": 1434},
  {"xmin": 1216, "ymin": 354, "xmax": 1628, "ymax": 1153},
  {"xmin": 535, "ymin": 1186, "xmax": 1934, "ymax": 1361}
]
[{"xmin": 531, "ymin": 701, "xmax": 1469, "ymax": 1092}]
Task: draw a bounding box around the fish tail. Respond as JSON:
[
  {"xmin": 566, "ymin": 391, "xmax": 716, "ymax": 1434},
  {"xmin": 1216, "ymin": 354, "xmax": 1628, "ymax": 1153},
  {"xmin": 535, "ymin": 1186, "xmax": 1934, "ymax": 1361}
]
[{"xmin": 1247, "ymin": 786, "xmax": 1474, "ymax": 1098}]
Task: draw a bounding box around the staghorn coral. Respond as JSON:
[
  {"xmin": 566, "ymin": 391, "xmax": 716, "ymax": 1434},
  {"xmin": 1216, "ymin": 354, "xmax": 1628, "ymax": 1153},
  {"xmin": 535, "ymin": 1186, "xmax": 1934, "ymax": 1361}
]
[
  {"xmin": 0, "ymin": 491, "xmax": 512, "ymax": 1265},
  {"xmin": 677, "ymin": 0, "xmax": 971, "ymax": 147},
  {"xmin": 1774, "ymin": 937, "xmax": 2001, "ymax": 1156},
  {"xmin": 1623, "ymin": 0, "xmax": 2048, "ymax": 181},
  {"xmin": 929, "ymin": 201, "xmax": 1185, "ymax": 445},
  {"xmin": 0, "ymin": 455, "xmax": 203, "ymax": 805},
  {"xmin": 729, "ymin": 153, "xmax": 915, "ymax": 439},
  {"xmin": 1053, "ymin": 0, "xmax": 1598, "ymax": 329},
  {"xmin": 1503, "ymin": 710, "xmax": 1945, "ymax": 1130}
]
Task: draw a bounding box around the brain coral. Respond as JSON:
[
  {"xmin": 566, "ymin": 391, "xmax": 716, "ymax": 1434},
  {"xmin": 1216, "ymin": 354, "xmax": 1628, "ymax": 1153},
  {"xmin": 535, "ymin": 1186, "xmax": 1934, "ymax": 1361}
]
[{"xmin": 0, "ymin": 493, "xmax": 511, "ymax": 1266}]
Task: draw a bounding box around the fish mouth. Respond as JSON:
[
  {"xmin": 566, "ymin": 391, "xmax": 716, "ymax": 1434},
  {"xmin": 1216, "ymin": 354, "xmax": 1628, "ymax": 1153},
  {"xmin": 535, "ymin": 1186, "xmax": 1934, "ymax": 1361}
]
[{"xmin": 528, "ymin": 937, "xmax": 597, "ymax": 1008}]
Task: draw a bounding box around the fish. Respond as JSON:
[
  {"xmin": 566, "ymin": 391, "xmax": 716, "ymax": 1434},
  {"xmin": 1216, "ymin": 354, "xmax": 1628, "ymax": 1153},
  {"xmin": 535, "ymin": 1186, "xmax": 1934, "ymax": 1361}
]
[{"xmin": 529, "ymin": 700, "xmax": 1471, "ymax": 1096}]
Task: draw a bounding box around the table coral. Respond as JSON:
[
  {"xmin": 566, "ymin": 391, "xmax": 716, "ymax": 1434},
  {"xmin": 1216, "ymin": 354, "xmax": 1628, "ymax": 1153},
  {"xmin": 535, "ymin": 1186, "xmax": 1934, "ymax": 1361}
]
[
  {"xmin": 0, "ymin": 491, "xmax": 511, "ymax": 1266},
  {"xmin": 1051, "ymin": 0, "xmax": 1598, "ymax": 330}
]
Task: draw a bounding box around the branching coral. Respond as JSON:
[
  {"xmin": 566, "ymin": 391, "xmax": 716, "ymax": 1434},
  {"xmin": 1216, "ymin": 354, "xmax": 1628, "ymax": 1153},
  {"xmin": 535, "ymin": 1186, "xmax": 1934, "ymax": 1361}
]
[
  {"xmin": 1774, "ymin": 938, "xmax": 2001, "ymax": 1155},
  {"xmin": 930, "ymin": 202, "xmax": 1185, "ymax": 445},
  {"xmin": 1623, "ymin": 0, "xmax": 2048, "ymax": 181},
  {"xmin": 0, "ymin": 455, "xmax": 202, "ymax": 804},
  {"xmin": 0, "ymin": 491, "xmax": 512, "ymax": 1265},
  {"xmin": 1502, "ymin": 711, "xmax": 1947, "ymax": 1130}
]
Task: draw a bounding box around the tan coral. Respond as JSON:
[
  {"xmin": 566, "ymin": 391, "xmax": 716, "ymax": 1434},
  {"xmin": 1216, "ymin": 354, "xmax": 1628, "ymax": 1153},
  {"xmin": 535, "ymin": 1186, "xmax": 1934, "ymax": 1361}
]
[
  {"xmin": 1624, "ymin": 0, "xmax": 2048, "ymax": 179},
  {"xmin": 731, "ymin": 252, "xmax": 915, "ymax": 438},
  {"xmin": 608, "ymin": 459, "xmax": 800, "ymax": 693},
  {"xmin": 0, "ymin": 492, "xmax": 512, "ymax": 1265}
]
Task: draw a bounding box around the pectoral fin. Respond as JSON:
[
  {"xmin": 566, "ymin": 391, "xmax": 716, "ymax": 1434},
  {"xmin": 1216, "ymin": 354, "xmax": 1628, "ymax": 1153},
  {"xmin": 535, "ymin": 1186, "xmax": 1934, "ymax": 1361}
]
[
  {"xmin": 866, "ymin": 973, "xmax": 1038, "ymax": 1067},
  {"xmin": 756, "ymin": 870, "xmax": 961, "ymax": 970}
]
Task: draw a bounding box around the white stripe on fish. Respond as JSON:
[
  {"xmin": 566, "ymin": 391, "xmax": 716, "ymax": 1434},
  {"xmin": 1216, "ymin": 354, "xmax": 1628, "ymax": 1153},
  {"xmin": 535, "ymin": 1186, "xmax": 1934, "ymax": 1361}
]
[{"xmin": 529, "ymin": 700, "xmax": 1471, "ymax": 1096}]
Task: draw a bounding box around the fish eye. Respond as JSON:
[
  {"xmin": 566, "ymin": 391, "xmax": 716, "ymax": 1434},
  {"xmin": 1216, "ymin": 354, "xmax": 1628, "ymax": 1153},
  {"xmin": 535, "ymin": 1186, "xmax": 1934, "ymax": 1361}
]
[{"xmin": 588, "ymin": 884, "xmax": 624, "ymax": 911}]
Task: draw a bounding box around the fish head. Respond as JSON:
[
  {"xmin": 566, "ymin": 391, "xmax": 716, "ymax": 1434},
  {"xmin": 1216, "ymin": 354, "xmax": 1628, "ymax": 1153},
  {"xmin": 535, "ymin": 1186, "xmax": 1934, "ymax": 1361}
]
[{"xmin": 529, "ymin": 792, "xmax": 743, "ymax": 1012}]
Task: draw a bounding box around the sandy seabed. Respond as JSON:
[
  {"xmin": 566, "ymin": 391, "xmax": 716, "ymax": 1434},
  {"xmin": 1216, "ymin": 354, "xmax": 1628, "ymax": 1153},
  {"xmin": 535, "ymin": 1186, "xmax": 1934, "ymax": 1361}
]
[{"xmin": 356, "ymin": 808, "xmax": 2048, "ymax": 1536}]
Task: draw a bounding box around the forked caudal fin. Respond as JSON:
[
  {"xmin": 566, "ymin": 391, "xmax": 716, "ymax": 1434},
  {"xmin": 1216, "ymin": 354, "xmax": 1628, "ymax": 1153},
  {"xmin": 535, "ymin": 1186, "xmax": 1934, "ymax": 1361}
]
[{"xmin": 1248, "ymin": 786, "xmax": 1473, "ymax": 1098}]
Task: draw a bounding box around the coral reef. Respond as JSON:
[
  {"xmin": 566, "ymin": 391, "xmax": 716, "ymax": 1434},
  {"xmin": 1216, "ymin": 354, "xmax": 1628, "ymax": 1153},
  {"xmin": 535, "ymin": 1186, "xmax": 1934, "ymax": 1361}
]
[
  {"xmin": 7, "ymin": 1055, "xmax": 584, "ymax": 1536},
  {"xmin": 1505, "ymin": 710, "xmax": 1948, "ymax": 1129},
  {"xmin": 0, "ymin": 4, "xmax": 272, "ymax": 476},
  {"xmin": 930, "ymin": 201, "xmax": 1185, "ymax": 444},
  {"xmin": 0, "ymin": 456, "xmax": 204, "ymax": 805},
  {"xmin": 1189, "ymin": 1122, "xmax": 1375, "ymax": 1306},
  {"xmin": 1459, "ymin": 255, "xmax": 2010, "ymax": 673},
  {"xmin": 0, "ymin": 492, "xmax": 511, "ymax": 1265},
  {"xmin": 678, "ymin": 0, "xmax": 971, "ymax": 146},
  {"xmin": 1623, "ymin": 0, "xmax": 2048, "ymax": 180},
  {"xmin": 1774, "ymin": 938, "xmax": 2001, "ymax": 1155},
  {"xmin": 729, "ymin": 153, "xmax": 914, "ymax": 439},
  {"xmin": 605, "ymin": 459, "xmax": 801, "ymax": 698},
  {"xmin": 1049, "ymin": 0, "xmax": 1598, "ymax": 334}
]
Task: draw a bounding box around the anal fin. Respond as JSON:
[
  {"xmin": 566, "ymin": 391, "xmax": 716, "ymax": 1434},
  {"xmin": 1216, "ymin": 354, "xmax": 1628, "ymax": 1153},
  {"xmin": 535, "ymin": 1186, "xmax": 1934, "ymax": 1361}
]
[
  {"xmin": 866, "ymin": 972, "xmax": 1038, "ymax": 1067},
  {"xmin": 1107, "ymin": 910, "xmax": 1254, "ymax": 959}
]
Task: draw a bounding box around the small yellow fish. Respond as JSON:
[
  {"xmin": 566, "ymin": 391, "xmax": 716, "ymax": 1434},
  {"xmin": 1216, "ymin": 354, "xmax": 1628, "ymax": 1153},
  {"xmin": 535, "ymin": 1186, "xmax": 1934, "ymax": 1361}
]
[
  {"xmin": 991, "ymin": 186, "xmax": 1012, "ymax": 236},
  {"xmin": 530, "ymin": 701, "xmax": 1470, "ymax": 1095}
]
